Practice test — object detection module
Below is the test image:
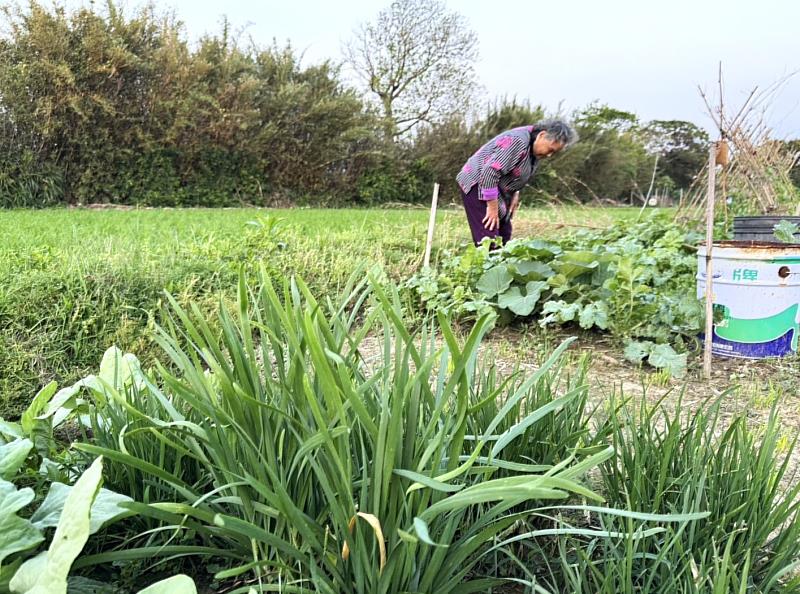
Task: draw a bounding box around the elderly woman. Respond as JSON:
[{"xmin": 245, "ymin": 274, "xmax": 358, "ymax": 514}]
[{"xmin": 457, "ymin": 119, "xmax": 578, "ymax": 247}]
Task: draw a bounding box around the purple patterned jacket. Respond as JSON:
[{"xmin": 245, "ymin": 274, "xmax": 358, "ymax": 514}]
[{"xmin": 456, "ymin": 126, "xmax": 541, "ymax": 219}]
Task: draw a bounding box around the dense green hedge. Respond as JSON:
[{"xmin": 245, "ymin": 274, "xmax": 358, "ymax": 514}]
[
  {"xmin": 0, "ymin": 2, "xmax": 719, "ymax": 207},
  {"xmin": 0, "ymin": 3, "xmax": 387, "ymax": 206}
]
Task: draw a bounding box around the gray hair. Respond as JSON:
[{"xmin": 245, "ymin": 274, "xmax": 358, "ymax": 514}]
[{"xmin": 536, "ymin": 119, "xmax": 579, "ymax": 148}]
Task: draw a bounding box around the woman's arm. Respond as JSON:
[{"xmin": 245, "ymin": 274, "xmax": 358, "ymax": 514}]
[{"xmin": 477, "ymin": 136, "xmax": 527, "ymax": 203}]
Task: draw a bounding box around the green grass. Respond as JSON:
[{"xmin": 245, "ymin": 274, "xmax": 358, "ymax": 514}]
[
  {"xmin": 63, "ymin": 269, "xmax": 621, "ymax": 593},
  {"xmin": 0, "ymin": 205, "xmax": 646, "ymax": 254},
  {"xmin": 543, "ymin": 393, "xmax": 800, "ymax": 593},
  {"xmin": 0, "ymin": 205, "xmax": 645, "ymax": 417}
]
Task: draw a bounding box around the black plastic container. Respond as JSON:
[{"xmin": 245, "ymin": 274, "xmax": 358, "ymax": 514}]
[{"xmin": 733, "ymin": 216, "xmax": 800, "ymax": 242}]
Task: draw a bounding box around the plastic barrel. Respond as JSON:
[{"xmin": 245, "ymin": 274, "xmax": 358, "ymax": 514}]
[
  {"xmin": 733, "ymin": 216, "xmax": 800, "ymax": 242},
  {"xmin": 697, "ymin": 242, "xmax": 800, "ymax": 358}
]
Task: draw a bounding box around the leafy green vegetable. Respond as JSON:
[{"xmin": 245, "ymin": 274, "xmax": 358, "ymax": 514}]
[
  {"xmin": 540, "ymin": 301, "xmax": 581, "ymax": 326},
  {"xmin": 0, "ymin": 480, "xmax": 43, "ymax": 567},
  {"xmin": 30, "ymin": 483, "xmax": 133, "ymax": 535},
  {"xmin": 10, "ymin": 457, "xmax": 104, "ymax": 594},
  {"xmin": 476, "ymin": 265, "xmax": 513, "ymax": 297},
  {"xmin": 551, "ymin": 250, "xmax": 602, "ymax": 279},
  {"xmin": 623, "ymin": 341, "xmax": 651, "ymax": 363},
  {"xmin": 0, "ymin": 420, "xmax": 24, "ymax": 443},
  {"xmin": 405, "ymin": 214, "xmax": 701, "ymax": 377},
  {"xmin": 773, "ymin": 219, "xmax": 799, "ymax": 243},
  {"xmin": 21, "ymin": 382, "xmax": 57, "ymax": 435},
  {"xmin": 508, "ymin": 260, "xmax": 555, "ymax": 280},
  {"xmin": 498, "ymin": 281, "xmax": 547, "ymax": 316},
  {"xmin": 504, "ymin": 239, "xmax": 562, "ymax": 260},
  {"xmin": 0, "ymin": 439, "xmax": 34, "ymax": 480},
  {"xmin": 579, "ymin": 302, "xmax": 610, "ymax": 330},
  {"xmin": 624, "ymin": 340, "xmax": 687, "ymax": 378},
  {"xmin": 135, "ymin": 575, "xmax": 197, "ymax": 594},
  {"xmin": 97, "ymin": 346, "xmax": 146, "ymax": 393},
  {"xmin": 647, "ymin": 343, "xmax": 687, "ymax": 379}
]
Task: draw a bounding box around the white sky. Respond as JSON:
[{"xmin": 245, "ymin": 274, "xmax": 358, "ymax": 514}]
[{"xmin": 79, "ymin": 0, "xmax": 800, "ymax": 136}]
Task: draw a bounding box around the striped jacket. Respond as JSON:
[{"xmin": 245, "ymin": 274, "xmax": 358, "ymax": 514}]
[{"xmin": 456, "ymin": 126, "xmax": 541, "ymax": 219}]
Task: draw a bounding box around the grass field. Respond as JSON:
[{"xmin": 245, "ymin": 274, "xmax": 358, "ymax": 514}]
[
  {"xmin": 0, "ymin": 205, "xmax": 648, "ymax": 416},
  {"xmin": 0, "ymin": 204, "xmax": 647, "ymax": 261}
]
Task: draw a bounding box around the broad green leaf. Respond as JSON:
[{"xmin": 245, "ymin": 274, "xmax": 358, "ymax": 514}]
[
  {"xmin": 37, "ymin": 376, "xmax": 102, "ymax": 429},
  {"xmin": 590, "ymin": 261, "xmax": 615, "ymax": 286},
  {"xmin": 552, "ymin": 251, "xmax": 601, "ymax": 279},
  {"xmin": 98, "ymin": 347, "xmax": 128, "ymax": 387},
  {"xmin": 505, "ymin": 239, "xmax": 562, "ymax": 259},
  {"xmin": 647, "ymin": 343, "xmax": 688, "ymax": 378},
  {"xmin": 476, "ymin": 266, "xmax": 513, "ymax": 298},
  {"xmin": 31, "ymin": 483, "xmax": 134, "ymax": 535},
  {"xmin": 0, "ymin": 479, "xmax": 43, "ymax": 567},
  {"xmin": 98, "ymin": 347, "xmax": 146, "ymax": 393},
  {"xmin": 0, "ymin": 516, "xmax": 43, "ymax": 569},
  {"xmin": 136, "ymin": 575, "xmax": 197, "ymax": 594},
  {"xmin": 539, "ymin": 300, "xmax": 580, "ymax": 326},
  {"xmin": 39, "ymin": 384, "xmax": 83, "ymax": 421},
  {"xmin": 497, "ymin": 281, "xmax": 547, "ymax": 316},
  {"xmin": 38, "ymin": 458, "xmax": 65, "ymax": 482},
  {"xmin": 8, "ymin": 551, "xmax": 47, "ymax": 593},
  {"xmin": 497, "ymin": 286, "xmax": 524, "ymax": 313},
  {"xmin": 0, "ymin": 439, "xmax": 33, "ymax": 479},
  {"xmin": 22, "ymin": 382, "xmax": 57, "ymax": 435},
  {"xmin": 623, "ymin": 340, "xmax": 653, "ymax": 363},
  {"xmin": 509, "ymin": 260, "xmax": 554, "ymax": 280},
  {"xmin": 546, "ymin": 273, "xmax": 571, "ymax": 296},
  {"xmin": 579, "ymin": 302, "xmax": 609, "ymax": 330},
  {"xmin": 774, "ymin": 220, "xmax": 799, "ymax": 243},
  {"xmin": 0, "ymin": 478, "xmax": 36, "ymax": 516},
  {"xmin": 0, "ymin": 558, "xmax": 23, "ymax": 593},
  {"xmin": 10, "ymin": 457, "xmax": 104, "ymax": 594},
  {"xmin": 0, "ymin": 419, "xmax": 24, "ymax": 442}
]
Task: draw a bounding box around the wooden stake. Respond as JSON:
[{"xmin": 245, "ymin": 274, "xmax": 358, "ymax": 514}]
[
  {"xmin": 423, "ymin": 183, "xmax": 440, "ymax": 269},
  {"xmin": 703, "ymin": 143, "xmax": 718, "ymax": 379}
]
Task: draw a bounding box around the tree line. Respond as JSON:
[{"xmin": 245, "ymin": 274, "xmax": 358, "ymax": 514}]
[{"xmin": 0, "ymin": 0, "xmax": 750, "ymax": 208}]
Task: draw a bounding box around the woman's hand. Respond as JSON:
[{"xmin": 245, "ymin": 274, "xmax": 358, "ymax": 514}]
[
  {"xmin": 510, "ymin": 192, "xmax": 520, "ymax": 218},
  {"xmin": 482, "ymin": 199, "xmax": 500, "ymax": 231}
]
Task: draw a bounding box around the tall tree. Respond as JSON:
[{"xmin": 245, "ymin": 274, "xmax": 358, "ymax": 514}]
[
  {"xmin": 642, "ymin": 120, "xmax": 710, "ymax": 191},
  {"xmin": 545, "ymin": 104, "xmax": 655, "ymax": 203},
  {"xmin": 343, "ymin": 0, "xmax": 478, "ymax": 139}
]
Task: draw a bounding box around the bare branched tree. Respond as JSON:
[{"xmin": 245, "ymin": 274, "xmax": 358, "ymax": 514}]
[{"xmin": 343, "ymin": 0, "xmax": 479, "ymax": 139}]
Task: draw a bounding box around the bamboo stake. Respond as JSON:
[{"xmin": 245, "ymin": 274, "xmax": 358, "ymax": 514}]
[
  {"xmin": 423, "ymin": 183, "xmax": 440, "ymax": 269},
  {"xmin": 703, "ymin": 143, "xmax": 718, "ymax": 379}
]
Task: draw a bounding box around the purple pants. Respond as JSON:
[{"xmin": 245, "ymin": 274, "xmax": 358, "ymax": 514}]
[{"xmin": 461, "ymin": 184, "xmax": 512, "ymax": 248}]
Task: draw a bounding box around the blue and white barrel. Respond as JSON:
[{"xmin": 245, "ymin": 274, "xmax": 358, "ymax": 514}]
[{"xmin": 697, "ymin": 242, "xmax": 800, "ymax": 358}]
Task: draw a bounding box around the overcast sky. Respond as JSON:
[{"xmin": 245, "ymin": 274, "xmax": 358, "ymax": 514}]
[{"xmin": 77, "ymin": 0, "xmax": 800, "ymax": 137}]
